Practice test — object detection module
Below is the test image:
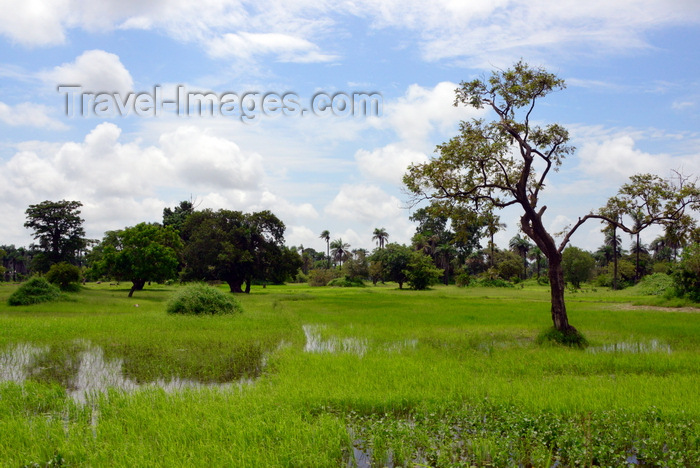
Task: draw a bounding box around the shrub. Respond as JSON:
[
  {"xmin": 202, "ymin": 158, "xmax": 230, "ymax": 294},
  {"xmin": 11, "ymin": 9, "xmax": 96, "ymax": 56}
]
[
  {"xmin": 308, "ymin": 268, "xmax": 340, "ymax": 287},
  {"xmin": 475, "ymin": 277, "xmax": 514, "ymax": 288},
  {"xmin": 633, "ymin": 273, "xmax": 674, "ymax": 296},
  {"xmin": 536, "ymin": 327, "xmax": 588, "ymax": 348},
  {"xmin": 166, "ymin": 284, "xmax": 242, "ymax": 315},
  {"xmin": 455, "ymin": 272, "xmax": 471, "ymax": 287},
  {"xmin": 327, "ymin": 277, "xmax": 365, "ymax": 287},
  {"xmin": 46, "ymin": 262, "xmax": 82, "ymax": 291},
  {"xmin": 404, "ymin": 252, "xmax": 443, "ymax": 290},
  {"xmin": 8, "ymin": 277, "xmax": 61, "ymax": 306},
  {"xmin": 672, "ymin": 243, "xmax": 700, "ymax": 302}
]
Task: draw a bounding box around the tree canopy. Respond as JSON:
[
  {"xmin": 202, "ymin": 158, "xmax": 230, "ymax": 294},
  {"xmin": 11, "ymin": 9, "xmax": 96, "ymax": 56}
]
[
  {"xmin": 24, "ymin": 200, "xmax": 87, "ymax": 271},
  {"xmin": 96, "ymin": 223, "xmax": 182, "ymax": 297}
]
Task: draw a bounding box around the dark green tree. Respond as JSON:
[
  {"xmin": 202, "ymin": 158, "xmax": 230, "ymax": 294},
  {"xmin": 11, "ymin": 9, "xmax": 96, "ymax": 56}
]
[
  {"xmin": 370, "ymin": 243, "xmax": 414, "ymax": 289},
  {"xmin": 24, "ymin": 200, "xmax": 87, "ymax": 271},
  {"xmin": 181, "ymin": 209, "xmax": 287, "ymax": 293},
  {"xmin": 163, "ymin": 199, "xmax": 196, "ymax": 234}
]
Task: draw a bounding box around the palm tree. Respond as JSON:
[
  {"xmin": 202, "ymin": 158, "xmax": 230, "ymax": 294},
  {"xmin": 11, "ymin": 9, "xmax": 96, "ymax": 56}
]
[
  {"xmin": 483, "ymin": 211, "xmax": 506, "ymax": 266},
  {"xmin": 603, "ymin": 224, "xmax": 622, "ymax": 290},
  {"xmin": 330, "ymin": 238, "xmax": 350, "ymax": 267},
  {"xmin": 372, "ymin": 228, "xmax": 389, "ymax": 249},
  {"xmin": 528, "ymin": 246, "xmax": 545, "ymax": 278},
  {"xmin": 509, "ymin": 234, "xmax": 532, "ymax": 279},
  {"xmin": 436, "ymin": 242, "xmax": 457, "ymax": 285},
  {"xmin": 319, "ymin": 230, "xmax": 330, "ymax": 268}
]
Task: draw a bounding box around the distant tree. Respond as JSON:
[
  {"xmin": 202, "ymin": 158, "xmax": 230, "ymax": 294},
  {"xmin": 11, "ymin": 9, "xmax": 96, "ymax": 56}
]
[
  {"xmin": 163, "ymin": 199, "xmax": 196, "ymax": 234},
  {"xmin": 482, "ymin": 210, "xmax": 506, "ymax": 267},
  {"xmin": 562, "ymin": 247, "xmax": 595, "ymax": 288},
  {"xmin": 602, "ymin": 223, "xmax": 622, "ymax": 289},
  {"xmin": 0, "ymin": 249, "xmax": 5, "ymax": 281},
  {"xmin": 372, "ymin": 228, "xmax": 389, "ymax": 249},
  {"xmin": 370, "ymin": 243, "xmax": 413, "ymax": 289},
  {"xmin": 404, "ymin": 251, "xmax": 443, "ymax": 290},
  {"xmin": 45, "ymin": 262, "xmax": 82, "ymax": 291},
  {"xmin": 330, "ymin": 238, "xmax": 350, "ymax": 267},
  {"xmin": 509, "ymin": 234, "xmax": 533, "ymax": 279},
  {"xmin": 528, "ymin": 246, "xmax": 546, "ymax": 278},
  {"xmin": 319, "ymin": 230, "xmax": 331, "ymax": 268},
  {"xmin": 672, "ymin": 243, "xmax": 700, "ymax": 302},
  {"xmin": 0, "ymin": 245, "xmax": 33, "ymax": 281},
  {"xmin": 182, "ymin": 209, "xmax": 286, "ymax": 293},
  {"xmin": 24, "ymin": 200, "xmax": 86, "ymax": 271},
  {"xmin": 96, "ymin": 223, "xmax": 182, "ymax": 297}
]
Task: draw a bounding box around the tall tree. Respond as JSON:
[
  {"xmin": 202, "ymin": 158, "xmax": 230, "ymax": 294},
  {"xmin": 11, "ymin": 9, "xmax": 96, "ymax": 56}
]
[
  {"xmin": 482, "ymin": 210, "xmax": 506, "ymax": 266},
  {"xmin": 372, "ymin": 228, "xmax": 389, "ymax": 249},
  {"xmin": 319, "ymin": 230, "xmax": 331, "ymax": 268},
  {"xmin": 24, "ymin": 200, "xmax": 87, "ymax": 271},
  {"xmin": 603, "ymin": 223, "xmax": 622, "ymax": 290},
  {"xmin": 404, "ymin": 61, "xmax": 700, "ymax": 339}
]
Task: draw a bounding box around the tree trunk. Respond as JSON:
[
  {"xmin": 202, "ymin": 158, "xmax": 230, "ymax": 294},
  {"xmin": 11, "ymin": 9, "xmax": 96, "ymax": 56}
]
[
  {"xmin": 128, "ymin": 279, "xmax": 146, "ymax": 297},
  {"xmin": 548, "ymin": 257, "xmax": 573, "ymax": 332},
  {"xmin": 227, "ymin": 279, "xmax": 244, "ymax": 293}
]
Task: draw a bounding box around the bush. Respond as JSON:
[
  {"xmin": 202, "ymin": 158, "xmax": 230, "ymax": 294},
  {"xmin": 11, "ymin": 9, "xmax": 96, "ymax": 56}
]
[
  {"xmin": 8, "ymin": 277, "xmax": 61, "ymax": 306},
  {"xmin": 404, "ymin": 252, "xmax": 443, "ymax": 290},
  {"xmin": 327, "ymin": 277, "xmax": 365, "ymax": 287},
  {"xmin": 475, "ymin": 277, "xmax": 514, "ymax": 288},
  {"xmin": 45, "ymin": 262, "xmax": 82, "ymax": 291},
  {"xmin": 633, "ymin": 273, "xmax": 674, "ymax": 296},
  {"xmin": 166, "ymin": 284, "xmax": 242, "ymax": 315},
  {"xmin": 672, "ymin": 243, "xmax": 700, "ymax": 302},
  {"xmin": 455, "ymin": 272, "xmax": 471, "ymax": 287},
  {"xmin": 308, "ymin": 268, "xmax": 340, "ymax": 287},
  {"xmin": 536, "ymin": 326, "xmax": 588, "ymax": 348}
]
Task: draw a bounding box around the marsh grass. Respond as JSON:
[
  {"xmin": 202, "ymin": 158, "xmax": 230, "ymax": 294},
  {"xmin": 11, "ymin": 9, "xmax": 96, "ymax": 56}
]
[{"xmin": 0, "ymin": 281, "xmax": 698, "ymax": 466}]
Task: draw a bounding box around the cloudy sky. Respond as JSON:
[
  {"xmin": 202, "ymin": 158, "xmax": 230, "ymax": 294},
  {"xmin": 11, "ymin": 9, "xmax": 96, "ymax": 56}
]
[{"xmin": 1, "ymin": 0, "xmax": 699, "ymax": 253}]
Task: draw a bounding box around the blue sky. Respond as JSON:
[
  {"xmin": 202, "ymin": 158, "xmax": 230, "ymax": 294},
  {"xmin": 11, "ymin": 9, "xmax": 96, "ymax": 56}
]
[{"xmin": 1, "ymin": 0, "xmax": 699, "ymax": 254}]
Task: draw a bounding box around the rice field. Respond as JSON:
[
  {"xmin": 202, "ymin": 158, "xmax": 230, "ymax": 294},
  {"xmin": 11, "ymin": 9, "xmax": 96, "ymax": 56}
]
[{"xmin": 0, "ymin": 281, "xmax": 698, "ymax": 467}]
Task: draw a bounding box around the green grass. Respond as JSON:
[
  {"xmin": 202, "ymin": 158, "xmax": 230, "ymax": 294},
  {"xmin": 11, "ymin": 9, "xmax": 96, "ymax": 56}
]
[{"xmin": 0, "ymin": 281, "xmax": 698, "ymax": 466}]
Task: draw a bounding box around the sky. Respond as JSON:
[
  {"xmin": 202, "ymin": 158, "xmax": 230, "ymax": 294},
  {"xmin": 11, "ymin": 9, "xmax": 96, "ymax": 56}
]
[{"xmin": 1, "ymin": 0, "xmax": 700, "ymax": 254}]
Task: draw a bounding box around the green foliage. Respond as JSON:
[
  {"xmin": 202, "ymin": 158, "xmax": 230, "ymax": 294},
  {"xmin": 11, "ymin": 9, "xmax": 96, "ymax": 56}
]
[
  {"xmin": 370, "ymin": 243, "xmax": 414, "ymax": 289},
  {"xmin": 494, "ymin": 250, "xmax": 522, "ymax": 280},
  {"xmin": 308, "ymin": 268, "xmax": 340, "ymax": 286},
  {"xmin": 368, "ymin": 261, "xmax": 383, "ymax": 285},
  {"xmin": 672, "ymin": 243, "xmax": 700, "ymax": 302},
  {"xmin": 633, "ymin": 273, "xmax": 674, "ymax": 296},
  {"xmin": 96, "ymin": 223, "xmax": 182, "ymax": 297},
  {"xmin": 327, "ymin": 277, "xmax": 365, "ymax": 287},
  {"xmin": 45, "ymin": 262, "xmax": 81, "ymax": 291},
  {"xmin": 536, "ymin": 326, "xmax": 588, "ymax": 348},
  {"xmin": 455, "ymin": 272, "xmax": 471, "ymax": 287},
  {"xmin": 181, "ymin": 209, "xmax": 288, "ymax": 293},
  {"xmin": 7, "ymin": 277, "xmax": 61, "ymax": 306},
  {"xmin": 474, "ymin": 277, "xmax": 514, "ymax": 288},
  {"xmin": 166, "ymin": 284, "xmax": 242, "ymax": 315},
  {"xmin": 561, "ymin": 246, "xmax": 595, "ymax": 288},
  {"xmin": 341, "ymin": 256, "xmax": 369, "ymax": 282},
  {"xmin": 404, "ymin": 251, "xmax": 443, "ymax": 290}
]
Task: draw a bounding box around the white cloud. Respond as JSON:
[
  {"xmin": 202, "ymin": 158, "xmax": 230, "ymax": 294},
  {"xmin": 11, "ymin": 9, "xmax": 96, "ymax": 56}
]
[
  {"xmin": 0, "ymin": 102, "xmax": 68, "ymax": 130},
  {"xmin": 159, "ymin": 126, "xmax": 265, "ymax": 190},
  {"xmin": 576, "ymin": 134, "xmax": 700, "ymax": 185},
  {"xmin": 40, "ymin": 50, "xmax": 133, "ymax": 93},
  {"xmin": 208, "ymin": 32, "xmax": 337, "ymax": 63},
  {"xmin": 355, "ymin": 144, "xmax": 427, "ymax": 184},
  {"xmin": 325, "ymin": 184, "xmax": 402, "ymax": 224}
]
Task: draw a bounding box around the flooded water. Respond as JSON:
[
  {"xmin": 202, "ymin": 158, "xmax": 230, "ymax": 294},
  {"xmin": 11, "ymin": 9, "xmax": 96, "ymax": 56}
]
[
  {"xmin": 0, "ymin": 342, "xmax": 256, "ymax": 404},
  {"xmin": 303, "ymin": 325, "xmax": 368, "ymax": 356},
  {"xmin": 587, "ymin": 339, "xmax": 672, "ymax": 354}
]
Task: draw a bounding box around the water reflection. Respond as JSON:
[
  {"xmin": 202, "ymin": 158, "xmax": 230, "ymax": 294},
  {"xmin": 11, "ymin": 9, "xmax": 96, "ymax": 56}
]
[
  {"xmin": 0, "ymin": 342, "xmax": 256, "ymax": 404},
  {"xmin": 587, "ymin": 339, "xmax": 672, "ymax": 354}
]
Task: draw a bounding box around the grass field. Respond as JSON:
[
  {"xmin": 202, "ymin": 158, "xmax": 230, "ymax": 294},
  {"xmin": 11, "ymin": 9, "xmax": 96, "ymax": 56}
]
[{"xmin": 0, "ymin": 281, "xmax": 698, "ymax": 467}]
